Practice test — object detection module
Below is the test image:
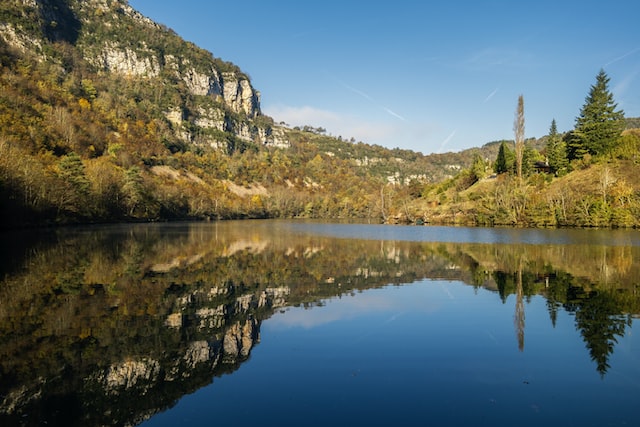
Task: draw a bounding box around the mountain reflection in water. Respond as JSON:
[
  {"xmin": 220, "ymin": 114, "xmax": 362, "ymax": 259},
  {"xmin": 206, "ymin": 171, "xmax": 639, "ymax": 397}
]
[{"xmin": 0, "ymin": 220, "xmax": 639, "ymax": 426}]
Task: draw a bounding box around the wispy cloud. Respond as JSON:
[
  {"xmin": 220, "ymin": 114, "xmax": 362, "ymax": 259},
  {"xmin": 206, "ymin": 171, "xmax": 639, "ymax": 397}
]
[
  {"xmin": 262, "ymin": 105, "xmax": 340, "ymax": 126},
  {"xmin": 613, "ymin": 68, "xmax": 640, "ymax": 109},
  {"xmin": 263, "ymin": 104, "xmax": 398, "ymax": 142},
  {"xmin": 466, "ymin": 47, "xmax": 534, "ymax": 70},
  {"xmin": 264, "ymin": 287, "xmax": 438, "ymax": 331},
  {"xmin": 265, "ymin": 293, "xmax": 394, "ymax": 330},
  {"xmin": 262, "ymin": 103, "xmax": 439, "ymax": 151}
]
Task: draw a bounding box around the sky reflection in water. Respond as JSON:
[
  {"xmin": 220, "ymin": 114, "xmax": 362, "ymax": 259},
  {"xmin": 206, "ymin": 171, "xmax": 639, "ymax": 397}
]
[
  {"xmin": 2, "ymin": 221, "xmax": 639, "ymax": 426},
  {"xmin": 144, "ymin": 278, "xmax": 640, "ymax": 427},
  {"xmin": 290, "ymin": 221, "xmax": 640, "ymax": 246}
]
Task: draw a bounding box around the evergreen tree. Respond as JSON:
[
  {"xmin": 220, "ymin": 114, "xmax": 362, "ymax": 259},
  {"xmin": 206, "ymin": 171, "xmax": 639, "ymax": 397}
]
[
  {"xmin": 495, "ymin": 142, "xmax": 508, "ymax": 174},
  {"xmin": 56, "ymin": 152, "xmax": 91, "ymax": 216},
  {"xmin": 123, "ymin": 166, "xmax": 146, "ymax": 217},
  {"xmin": 546, "ymin": 119, "xmax": 568, "ymax": 175},
  {"xmin": 521, "ymin": 145, "xmax": 539, "ymax": 177},
  {"xmin": 546, "ymin": 119, "xmax": 560, "ymax": 160},
  {"xmin": 575, "ymin": 291, "xmax": 631, "ymax": 377},
  {"xmin": 470, "ymin": 153, "xmax": 486, "ymax": 182},
  {"xmin": 565, "ymin": 130, "xmax": 588, "ymax": 161},
  {"xmin": 574, "ymin": 69, "xmax": 625, "ymax": 158},
  {"xmin": 494, "ymin": 141, "xmax": 514, "ymax": 174},
  {"xmin": 58, "ymin": 152, "xmax": 90, "ymax": 195}
]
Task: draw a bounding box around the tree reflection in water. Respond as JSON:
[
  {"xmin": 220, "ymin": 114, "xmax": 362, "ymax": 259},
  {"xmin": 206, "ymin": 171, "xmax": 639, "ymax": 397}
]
[{"xmin": 0, "ymin": 221, "xmax": 638, "ymax": 425}]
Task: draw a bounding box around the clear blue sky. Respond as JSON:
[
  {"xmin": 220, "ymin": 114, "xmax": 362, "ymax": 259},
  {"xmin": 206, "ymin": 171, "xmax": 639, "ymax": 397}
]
[{"xmin": 128, "ymin": 0, "xmax": 640, "ymax": 154}]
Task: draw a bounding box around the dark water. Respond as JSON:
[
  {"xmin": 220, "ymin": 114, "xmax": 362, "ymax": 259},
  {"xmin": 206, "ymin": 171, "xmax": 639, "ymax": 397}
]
[{"xmin": 1, "ymin": 220, "xmax": 639, "ymax": 426}]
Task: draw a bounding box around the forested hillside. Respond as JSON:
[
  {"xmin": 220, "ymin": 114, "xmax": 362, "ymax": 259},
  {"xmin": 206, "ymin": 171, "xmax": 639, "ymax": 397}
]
[
  {"xmin": 405, "ymin": 108, "xmax": 640, "ymax": 227},
  {"xmin": 1, "ymin": 0, "xmax": 639, "ymax": 228},
  {"xmin": 0, "ymin": 0, "xmax": 491, "ymax": 227}
]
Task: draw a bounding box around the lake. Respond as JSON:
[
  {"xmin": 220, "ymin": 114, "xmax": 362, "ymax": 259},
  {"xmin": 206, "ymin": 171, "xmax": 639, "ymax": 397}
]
[{"xmin": 1, "ymin": 220, "xmax": 639, "ymax": 426}]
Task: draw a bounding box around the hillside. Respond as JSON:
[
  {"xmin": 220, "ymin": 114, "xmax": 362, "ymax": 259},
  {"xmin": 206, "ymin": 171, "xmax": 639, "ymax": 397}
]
[
  {"xmin": 1, "ymin": 0, "xmax": 639, "ymax": 229},
  {"xmin": 0, "ymin": 0, "xmax": 501, "ymax": 227},
  {"xmin": 405, "ymin": 154, "xmax": 640, "ymax": 228}
]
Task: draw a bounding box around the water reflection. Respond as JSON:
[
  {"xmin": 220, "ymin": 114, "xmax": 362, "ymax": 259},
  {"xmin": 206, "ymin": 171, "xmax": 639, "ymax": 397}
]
[{"xmin": 0, "ymin": 221, "xmax": 639, "ymax": 426}]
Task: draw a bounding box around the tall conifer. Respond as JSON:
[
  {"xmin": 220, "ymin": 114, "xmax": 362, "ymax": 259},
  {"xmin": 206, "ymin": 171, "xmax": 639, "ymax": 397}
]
[
  {"xmin": 574, "ymin": 69, "xmax": 625, "ymax": 157},
  {"xmin": 546, "ymin": 119, "xmax": 568, "ymax": 175}
]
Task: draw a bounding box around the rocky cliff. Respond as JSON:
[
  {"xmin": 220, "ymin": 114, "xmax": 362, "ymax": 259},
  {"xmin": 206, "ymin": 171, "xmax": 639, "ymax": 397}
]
[{"xmin": 0, "ymin": 0, "xmax": 288, "ymax": 149}]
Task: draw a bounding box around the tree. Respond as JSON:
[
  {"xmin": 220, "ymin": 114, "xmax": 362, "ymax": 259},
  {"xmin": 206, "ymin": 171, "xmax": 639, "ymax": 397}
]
[
  {"xmin": 574, "ymin": 291, "xmax": 631, "ymax": 377},
  {"xmin": 56, "ymin": 152, "xmax": 91, "ymax": 215},
  {"xmin": 546, "ymin": 119, "xmax": 568, "ymax": 175},
  {"xmin": 122, "ymin": 166, "xmax": 145, "ymax": 217},
  {"xmin": 574, "ymin": 69, "xmax": 625, "ymax": 158},
  {"xmin": 494, "ymin": 141, "xmax": 513, "ymax": 174},
  {"xmin": 514, "ymin": 95, "xmax": 525, "ymax": 180},
  {"xmin": 470, "ymin": 153, "xmax": 487, "ymax": 183},
  {"xmin": 521, "ymin": 144, "xmax": 541, "ymax": 177},
  {"xmin": 565, "ymin": 130, "xmax": 588, "ymax": 161}
]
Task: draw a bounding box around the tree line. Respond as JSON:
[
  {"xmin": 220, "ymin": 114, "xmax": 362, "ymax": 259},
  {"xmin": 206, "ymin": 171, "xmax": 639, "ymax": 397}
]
[
  {"xmin": 496, "ymin": 70, "xmax": 629, "ymax": 177},
  {"xmin": 1, "ymin": 23, "xmax": 639, "ymax": 229},
  {"xmin": 411, "ymin": 69, "xmax": 640, "ymax": 228}
]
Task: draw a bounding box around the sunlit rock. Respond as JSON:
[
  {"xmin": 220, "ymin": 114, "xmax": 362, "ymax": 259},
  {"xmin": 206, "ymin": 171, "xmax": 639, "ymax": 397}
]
[
  {"xmin": 101, "ymin": 359, "xmax": 161, "ymax": 394},
  {"xmin": 165, "ymin": 312, "xmax": 182, "ymax": 328},
  {"xmin": 196, "ymin": 305, "xmax": 226, "ymax": 329},
  {"xmin": 223, "ymin": 319, "xmax": 259, "ymax": 359}
]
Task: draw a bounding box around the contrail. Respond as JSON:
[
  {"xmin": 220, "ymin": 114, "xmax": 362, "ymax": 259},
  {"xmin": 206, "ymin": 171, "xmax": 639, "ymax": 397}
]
[
  {"xmin": 483, "ymin": 87, "xmax": 499, "ymax": 104},
  {"xmin": 605, "ymin": 47, "xmax": 640, "ymax": 67},
  {"xmin": 383, "ymin": 311, "xmax": 406, "ymax": 324},
  {"xmin": 383, "ymin": 107, "xmax": 407, "ymax": 121},
  {"xmin": 485, "ymin": 330, "xmax": 498, "ymax": 343},
  {"xmin": 440, "ymin": 282, "xmax": 455, "ymax": 299},
  {"xmin": 343, "ymin": 82, "xmax": 375, "ymax": 102},
  {"xmin": 437, "ymin": 130, "xmax": 457, "ymax": 153},
  {"xmin": 336, "ymin": 77, "xmax": 407, "ymax": 121}
]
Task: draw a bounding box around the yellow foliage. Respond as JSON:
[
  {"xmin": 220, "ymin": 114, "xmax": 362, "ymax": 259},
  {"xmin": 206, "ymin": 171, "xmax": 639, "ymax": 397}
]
[
  {"xmin": 147, "ymin": 121, "xmax": 157, "ymax": 135},
  {"xmin": 78, "ymin": 98, "xmax": 91, "ymax": 110},
  {"xmin": 610, "ymin": 178, "xmax": 634, "ymax": 206},
  {"xmin": 251, "ymin": 194, "xmax": 263, "ymax": 207}
]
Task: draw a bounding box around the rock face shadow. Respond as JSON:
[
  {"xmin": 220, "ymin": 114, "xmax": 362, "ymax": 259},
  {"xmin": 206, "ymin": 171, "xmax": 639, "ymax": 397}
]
[{"xmin": 40, "ymin": 0, "xmax": 81, "ymax": 44}]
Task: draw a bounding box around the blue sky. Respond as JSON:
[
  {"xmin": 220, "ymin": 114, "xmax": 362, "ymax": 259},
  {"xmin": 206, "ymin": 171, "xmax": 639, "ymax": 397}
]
[{"xmin": 128, "ymin": 0, "xmax": 640, "ymax": 154}]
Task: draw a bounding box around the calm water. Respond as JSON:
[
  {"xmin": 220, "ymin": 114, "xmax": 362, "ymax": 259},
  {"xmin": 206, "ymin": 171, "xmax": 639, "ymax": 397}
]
[{"xmin": 1, "ymin": 220, "xmax": 639, "ymax": 426}]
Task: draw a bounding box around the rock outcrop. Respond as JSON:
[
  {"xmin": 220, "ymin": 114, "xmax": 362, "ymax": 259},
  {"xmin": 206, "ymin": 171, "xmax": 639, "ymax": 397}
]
[
  {"xmin": 101, "ymin": 359, "xmax": 161, "ymax": 395},
  {"xmin": 91, "ymin": 42, "xmax": 161, "ymax": 77},
  {"xmin": 0, "ymin": 0, "xmax": 289, "ymax": 149},
  {"xmin": 222, "ymin": 72, "xmax": 260, "ymax": 118}
]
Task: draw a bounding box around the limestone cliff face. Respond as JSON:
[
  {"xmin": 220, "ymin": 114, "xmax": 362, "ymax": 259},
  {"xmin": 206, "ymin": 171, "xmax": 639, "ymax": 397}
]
[
  {"xmin": 76, "ymin": 0, "xmax": 269, "ymax": 142},
  {"xmin": 91, "ymin": 41, "xmax": 161, "ymax": 78},
  {"xmin": 90, "ymin": 282, "xmax": 290, "ymax": 402},
  {"xmin": 223, "ymin": 318, "xmax": 260, "ymax": 360},
  {"xmin": 222, "ymin": 72, "xmax": 260, "ymax": 118},
  {"xmin": 87, "ymin": 43, "xmax": 261, "ymax": 120},
  {"xmin": 0, "ymin": 0, "xmax": 288, "ymax": 148},
  {"xmin": 101, "ymin": 359, "xmax": 161, "ymax": 395}
]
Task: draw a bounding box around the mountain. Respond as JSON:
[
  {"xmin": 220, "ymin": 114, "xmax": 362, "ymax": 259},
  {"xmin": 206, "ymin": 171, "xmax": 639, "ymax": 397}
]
[
  {"xmin": 1, "ymin": 0, "xmax": 286, "ymax": 150},
  {"xmin": 0, "ymin": 0, "xmax": 496, "ymax": 227},
  {"xmin": 1, "ymin": 0, "xmax": 639, "ymax": 228}
]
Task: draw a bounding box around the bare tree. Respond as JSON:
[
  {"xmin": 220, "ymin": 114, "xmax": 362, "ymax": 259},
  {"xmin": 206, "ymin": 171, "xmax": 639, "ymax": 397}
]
[
  {"xmin": 515, "ymin": 256, "xmax": 525, "ymax": 351},
  {"xmin": 514, "ymin": 95, "xmax": 525, "ymax": 180},
  {"xmin": 599, "ymin": 166, "xmax": 615, "ymax": 205},
  {"xmin": 379, "ymin": 185, "xmax": 388, "ymax": 222}
]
